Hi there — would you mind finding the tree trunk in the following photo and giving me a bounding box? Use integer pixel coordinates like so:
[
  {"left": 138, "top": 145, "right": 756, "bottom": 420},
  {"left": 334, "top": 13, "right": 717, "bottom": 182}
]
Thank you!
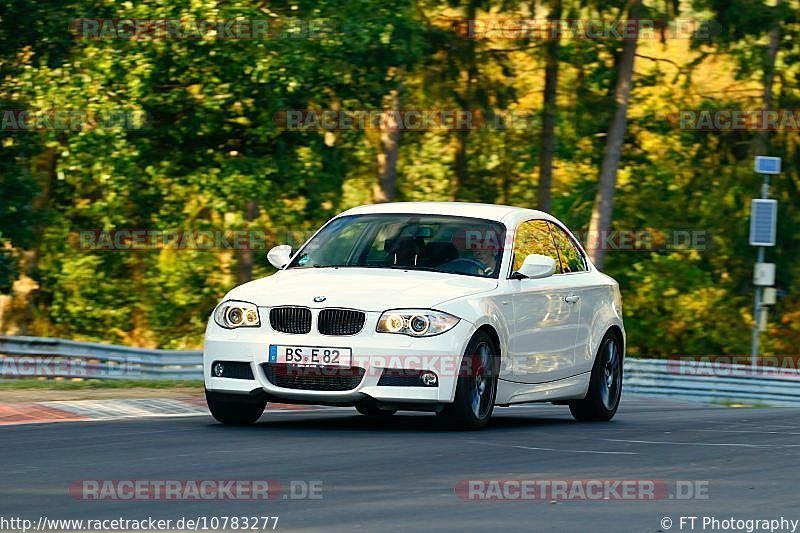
[
  {"left": 586, "top": 0, "right": 642, "bottom": 269},
  {"left": 751, "top": 0, "right": 782, "bottom": 156},
  {"left": 452, "top": 0, "right": 480, "bottom": 200},
  {"left": 537, "top": 0, "right": 563, "bottom": 213},
  {"left": 452, "top": 129, "right": 468, "bottom": 200},
  {"left": 374, "top": 86, "right": 403, "bottom": 203},
  {"left": 235, "top": 200, "right": 259, "bottom": 284},
  {"left": 10, "top": 145, "right": 59, "bottom": 335}
]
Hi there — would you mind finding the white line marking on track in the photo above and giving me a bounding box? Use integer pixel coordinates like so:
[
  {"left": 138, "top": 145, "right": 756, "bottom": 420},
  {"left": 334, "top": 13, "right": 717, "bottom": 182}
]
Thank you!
[
  {"left": 473, "top": 440, "right": 638, "bottom": 455},
  {"left": 510, "top": 444, "right": 638, "bottom": 455},
  {"left": 603, "top": 438, "right": 800, "bottom": 448},
  {"left": 692, "top": 428, "right": 800, "bottom": 436}
]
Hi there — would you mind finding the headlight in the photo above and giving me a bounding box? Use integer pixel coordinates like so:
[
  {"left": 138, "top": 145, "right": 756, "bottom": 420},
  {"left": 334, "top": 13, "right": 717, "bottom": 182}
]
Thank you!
[
  {"left": 376, "top": 309, "right": 460, "bottom": 337},
  {"left": 214, "top": 300, "right": 261, "bottom": 329}
]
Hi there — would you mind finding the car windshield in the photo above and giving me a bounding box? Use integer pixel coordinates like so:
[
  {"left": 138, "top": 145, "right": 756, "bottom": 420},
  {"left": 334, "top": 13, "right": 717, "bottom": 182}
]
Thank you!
[{"left": 287, "top": 214, "right": 506, "bottom": 278}]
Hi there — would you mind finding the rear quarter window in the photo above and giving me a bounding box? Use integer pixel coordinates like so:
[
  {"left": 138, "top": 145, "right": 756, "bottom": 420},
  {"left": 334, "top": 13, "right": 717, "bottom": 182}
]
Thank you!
[{"left": 548, "top": 223, "right": 587, "bottom": 273}]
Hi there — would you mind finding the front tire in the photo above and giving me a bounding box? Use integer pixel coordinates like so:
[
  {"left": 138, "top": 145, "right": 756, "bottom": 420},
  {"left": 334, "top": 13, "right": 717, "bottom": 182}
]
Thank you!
[
  {"left": 206, "top": 389, "right": 267, "bottom": 425},
  {"left": 569, "top": 332, "right": 623, "bottom": 422},
  {"left": 439, "top": 331, "right": 499, "bottom": 430}
]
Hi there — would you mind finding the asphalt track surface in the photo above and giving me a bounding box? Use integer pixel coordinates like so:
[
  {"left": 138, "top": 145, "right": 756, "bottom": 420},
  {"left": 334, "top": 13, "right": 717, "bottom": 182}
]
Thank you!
[{"left": 1, "top": 396, "right": 798, "bottom": 533}]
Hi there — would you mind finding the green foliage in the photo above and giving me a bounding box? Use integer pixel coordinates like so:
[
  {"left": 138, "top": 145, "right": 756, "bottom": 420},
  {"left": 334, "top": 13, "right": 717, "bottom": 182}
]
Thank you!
[
  {"left": 622, "top": 252, "right": 751, "bottom": 356},
  {"left": 1, "top": 0, "right": 799, "bottom": 357}
]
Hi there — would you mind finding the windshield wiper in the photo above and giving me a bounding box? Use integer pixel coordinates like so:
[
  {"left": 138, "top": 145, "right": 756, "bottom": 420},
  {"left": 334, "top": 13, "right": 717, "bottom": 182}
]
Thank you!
[
  {"left": 302, "top": 264, "right": 442, "bottom": 272},
  {"left": 385, "top": 265, "right": 441, "bottom": 272}
]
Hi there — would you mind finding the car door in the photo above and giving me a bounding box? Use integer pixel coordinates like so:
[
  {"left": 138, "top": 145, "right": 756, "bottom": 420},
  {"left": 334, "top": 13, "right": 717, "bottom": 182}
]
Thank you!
[
  {"left": 547, "top": 221, "right": 593, "bottom": 374},
  {"left": 507, "top": 220, "right": 581, "bottom": 384}
]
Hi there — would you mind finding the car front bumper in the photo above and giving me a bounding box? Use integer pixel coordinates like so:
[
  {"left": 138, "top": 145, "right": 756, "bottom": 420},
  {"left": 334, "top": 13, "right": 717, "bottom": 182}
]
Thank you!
[{"left": 203, "top": 310, "right": 475, "bottom": 405}]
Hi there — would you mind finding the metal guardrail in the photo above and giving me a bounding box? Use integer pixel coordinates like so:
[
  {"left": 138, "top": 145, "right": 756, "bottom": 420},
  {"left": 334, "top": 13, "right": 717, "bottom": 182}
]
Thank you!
[
  {"left": 0, "top": 336, "right": 203, "bottom": 380},
  {"left": 624, "top": 358, "right": 800, "bottom": 407},
  {"left": 2, "top": 336, "right": 800, "bottom": 406}
]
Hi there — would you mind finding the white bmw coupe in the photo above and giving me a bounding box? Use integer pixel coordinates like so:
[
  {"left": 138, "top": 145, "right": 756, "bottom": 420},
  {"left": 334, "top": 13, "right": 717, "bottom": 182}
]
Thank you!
[{"left": 204, "top": 202, "right": 624, "bottom": 429}]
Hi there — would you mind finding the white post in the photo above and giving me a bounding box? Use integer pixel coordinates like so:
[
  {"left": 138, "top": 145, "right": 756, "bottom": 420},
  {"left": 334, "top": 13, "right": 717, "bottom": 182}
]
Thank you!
[{"left": 751, "top": 168, "right": 773, "bottom": 371}]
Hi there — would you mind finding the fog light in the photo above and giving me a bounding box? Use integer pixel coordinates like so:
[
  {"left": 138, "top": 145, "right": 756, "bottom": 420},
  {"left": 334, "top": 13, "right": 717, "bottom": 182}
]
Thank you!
[
  {"left": 213, "top": 362, "right": 225, "bottom": 377},
  {"left": 420, "top": 371, "right": 438, "bottom": 386}
]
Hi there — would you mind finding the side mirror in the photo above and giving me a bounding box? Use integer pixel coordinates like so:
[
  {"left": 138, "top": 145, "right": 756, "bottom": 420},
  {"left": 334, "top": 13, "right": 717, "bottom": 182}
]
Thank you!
[
  {"left": 267, "top": 244, "right": 292, "bottom": 269},
  {"left": 512, "top": 254, "right": 557, "bottom": 280}
]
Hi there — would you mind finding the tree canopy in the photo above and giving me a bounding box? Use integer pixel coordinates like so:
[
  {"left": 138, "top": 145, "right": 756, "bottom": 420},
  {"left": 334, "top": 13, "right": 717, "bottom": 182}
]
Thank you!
[{"left": 1, "top": 0, "right": 798, "bottom": 357}]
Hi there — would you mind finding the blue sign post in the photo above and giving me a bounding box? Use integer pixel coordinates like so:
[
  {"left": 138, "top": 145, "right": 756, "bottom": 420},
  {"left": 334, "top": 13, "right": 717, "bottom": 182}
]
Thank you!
[
  {"left": 754, "top": 156, "right": 781, "bottom": 175},
  {"left": 750, "top": 157, "right": 780, "bottom": 370}
]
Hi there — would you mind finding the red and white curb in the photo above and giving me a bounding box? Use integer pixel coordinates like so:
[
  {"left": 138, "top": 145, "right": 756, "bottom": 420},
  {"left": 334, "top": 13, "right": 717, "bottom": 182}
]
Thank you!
[{"left": 0, "top": 397, "right": 314, "bottom": 426}]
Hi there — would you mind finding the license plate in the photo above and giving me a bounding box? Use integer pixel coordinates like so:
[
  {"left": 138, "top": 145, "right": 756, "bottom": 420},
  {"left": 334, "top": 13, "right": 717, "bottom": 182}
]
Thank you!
[{"left": 269, "top": 345, "right": 352, "bottom": 367}]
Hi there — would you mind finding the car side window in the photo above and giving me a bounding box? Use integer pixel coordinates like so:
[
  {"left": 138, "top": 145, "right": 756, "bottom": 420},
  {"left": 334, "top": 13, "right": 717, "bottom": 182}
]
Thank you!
[
  {"left": 548, "top": 223, "right": 587, "bottom": 273},
  {"left": 512, "top": 220, "right": 561, "bottom": 273}
]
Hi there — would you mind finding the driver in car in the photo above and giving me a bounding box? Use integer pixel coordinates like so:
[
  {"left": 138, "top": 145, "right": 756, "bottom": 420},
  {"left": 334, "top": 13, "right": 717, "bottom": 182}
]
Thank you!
[
  {"left": 454, "top": 228, "right": 501, "bottom": 276},
  {"left": 471, "top": 239, "right": 500, "bottom": 275}
]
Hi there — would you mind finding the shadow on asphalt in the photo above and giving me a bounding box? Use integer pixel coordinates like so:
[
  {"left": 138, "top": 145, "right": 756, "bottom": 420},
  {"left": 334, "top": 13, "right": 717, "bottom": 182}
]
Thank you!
[{"left": 203, "top": 410, "right": 580, "bottom": 433}]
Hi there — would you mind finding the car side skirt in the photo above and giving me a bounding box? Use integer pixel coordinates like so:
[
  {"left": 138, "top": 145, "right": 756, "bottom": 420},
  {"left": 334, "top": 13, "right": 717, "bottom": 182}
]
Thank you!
[{"left": 495, "top": 371, "right": 591, "bottom": 405}]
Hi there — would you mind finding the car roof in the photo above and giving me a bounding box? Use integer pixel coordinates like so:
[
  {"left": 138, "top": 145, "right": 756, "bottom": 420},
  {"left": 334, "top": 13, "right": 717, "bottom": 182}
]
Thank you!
[{"left": 339, "top": 202, "right": 552, "bottom": 224}]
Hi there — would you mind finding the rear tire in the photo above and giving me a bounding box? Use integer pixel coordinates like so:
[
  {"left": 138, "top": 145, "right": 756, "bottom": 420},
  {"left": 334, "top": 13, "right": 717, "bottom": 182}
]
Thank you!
[
  {"left": 569, "top": 332, "right": 623, "bottom": 422},
  {"left": 206, "top": 389, "right": 266, "bottom": 425},
  {"left": 439, "top": 330, "right": 499, "bottom": 430}
]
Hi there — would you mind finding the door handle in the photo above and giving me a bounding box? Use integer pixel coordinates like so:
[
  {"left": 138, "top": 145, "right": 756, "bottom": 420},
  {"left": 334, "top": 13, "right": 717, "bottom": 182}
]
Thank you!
[{"left": 565, "top": 294, "right": 581, "bottom": 304}]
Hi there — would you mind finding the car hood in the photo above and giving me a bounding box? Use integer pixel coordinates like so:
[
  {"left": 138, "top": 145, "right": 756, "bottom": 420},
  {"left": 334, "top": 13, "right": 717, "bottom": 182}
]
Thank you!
[{"left": 225, "top": 268, "right": 498, "bottom": 311}]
